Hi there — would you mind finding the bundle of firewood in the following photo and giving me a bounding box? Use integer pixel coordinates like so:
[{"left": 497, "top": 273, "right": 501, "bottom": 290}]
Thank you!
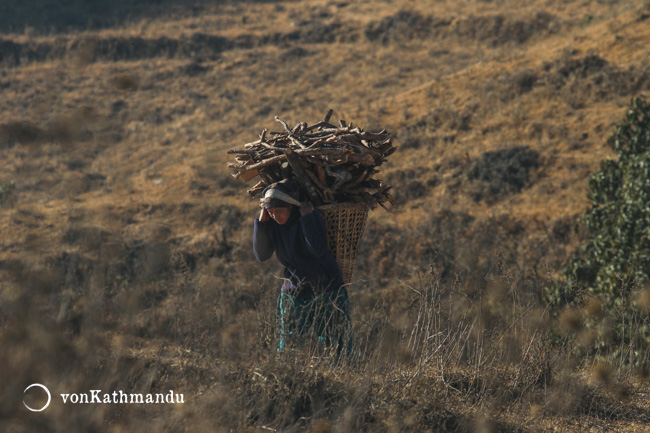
[{"left": 227, "top": 110, "right": 395, "bottom": 209}]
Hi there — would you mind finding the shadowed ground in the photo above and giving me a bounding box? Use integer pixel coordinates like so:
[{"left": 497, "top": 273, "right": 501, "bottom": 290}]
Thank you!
[{"left": 0, "top": 0, "right": 231, "bottom": 35}]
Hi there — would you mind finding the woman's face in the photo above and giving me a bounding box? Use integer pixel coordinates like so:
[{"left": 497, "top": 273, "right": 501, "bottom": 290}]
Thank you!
[{"left": 267, "top": 207, "right": 291, "bottom": 225}]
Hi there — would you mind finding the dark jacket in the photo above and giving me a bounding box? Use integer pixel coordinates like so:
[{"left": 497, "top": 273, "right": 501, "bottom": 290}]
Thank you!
[{"left": 253, "top": 209, "right": 344, "bottom": 298}]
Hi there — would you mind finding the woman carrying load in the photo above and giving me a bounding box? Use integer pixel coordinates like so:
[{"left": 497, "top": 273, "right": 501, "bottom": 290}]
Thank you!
[{"left": 252, "top": 179, "right": 352, "bottom": 361}]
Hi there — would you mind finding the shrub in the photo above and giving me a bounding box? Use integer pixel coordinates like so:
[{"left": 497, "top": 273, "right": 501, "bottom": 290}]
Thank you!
[
  {"left": 0, "top": 180, "right": 15, "bottom": 204},
  {"left": 466, "top": 146, "right": 540, "bottom": 203},
  {"left": 546, "top": 97, "right": 650, "bottom": 364}
]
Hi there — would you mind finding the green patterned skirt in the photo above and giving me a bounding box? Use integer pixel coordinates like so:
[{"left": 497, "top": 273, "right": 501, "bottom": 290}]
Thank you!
[{"left": 277, "top": 287, "right": 352, "bottom": 360}]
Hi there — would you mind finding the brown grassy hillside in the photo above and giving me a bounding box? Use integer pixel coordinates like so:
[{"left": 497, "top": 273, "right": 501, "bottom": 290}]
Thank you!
[{"left": 2, "top": 0, "right": 650, "bottom": 432}]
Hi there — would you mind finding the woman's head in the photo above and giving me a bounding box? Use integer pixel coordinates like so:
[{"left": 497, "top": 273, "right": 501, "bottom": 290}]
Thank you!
[{"left": 261, "top": 179, "right": 301, "bottom": 224}]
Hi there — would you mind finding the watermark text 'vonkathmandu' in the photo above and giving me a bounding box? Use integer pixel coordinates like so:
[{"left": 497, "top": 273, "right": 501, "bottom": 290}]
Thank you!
[
  {"left": 61, "top": 390, "right": 184, "bottom": 404},
  {"left": 24, "top": 384, "right": 184, "bottom": 412}
]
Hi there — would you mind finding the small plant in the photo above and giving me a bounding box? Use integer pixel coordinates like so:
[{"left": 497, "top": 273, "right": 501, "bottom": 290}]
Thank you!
[
  {"left": 0, "top": 180, "right": 15, "bottom": 204},
  {"left": 546, "top": 97, "right": 650, "bottom": 364}
]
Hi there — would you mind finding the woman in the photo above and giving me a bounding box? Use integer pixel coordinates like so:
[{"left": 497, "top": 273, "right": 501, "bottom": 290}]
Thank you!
[{"left": 253, "top": 179, "right": 352, "bottom": 361}]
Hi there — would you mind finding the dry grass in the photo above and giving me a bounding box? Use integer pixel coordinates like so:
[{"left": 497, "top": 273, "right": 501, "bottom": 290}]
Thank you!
[{"left": 2, "top": 0, "right": 650, "bottom": 431}]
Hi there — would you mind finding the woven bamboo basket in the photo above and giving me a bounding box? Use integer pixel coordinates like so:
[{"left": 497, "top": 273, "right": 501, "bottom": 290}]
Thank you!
[{"left": 317, "top": 202, "right": 369, "bottom": 285}]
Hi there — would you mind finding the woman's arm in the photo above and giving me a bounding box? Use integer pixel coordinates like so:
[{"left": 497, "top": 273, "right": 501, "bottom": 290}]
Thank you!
[{"left": 253, "top": 209, "right": 274, "bottom": 261}]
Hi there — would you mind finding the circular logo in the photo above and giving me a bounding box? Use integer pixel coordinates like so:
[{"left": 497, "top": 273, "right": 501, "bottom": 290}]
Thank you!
[{"left": 23, "top": 383, "right": 51, "bottom": 412}]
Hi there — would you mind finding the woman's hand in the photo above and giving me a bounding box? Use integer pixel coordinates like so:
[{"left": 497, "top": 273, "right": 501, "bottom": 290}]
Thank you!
[
  {"left": 259, "top": 207, "right": 270, "bottom": 222},
  {"left": 300, "top": 201, "right": 314, "bottom": 216}
]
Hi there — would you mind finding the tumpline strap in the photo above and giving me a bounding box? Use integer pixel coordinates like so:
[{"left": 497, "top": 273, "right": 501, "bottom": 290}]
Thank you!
[{"left": 263, "top": 188, "right": 302, "bottom": 207}]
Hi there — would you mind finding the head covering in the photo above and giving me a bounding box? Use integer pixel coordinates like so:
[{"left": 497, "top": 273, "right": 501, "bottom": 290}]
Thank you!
[{"left": 261, "top": 179, "right": 301, "bottom": 209}]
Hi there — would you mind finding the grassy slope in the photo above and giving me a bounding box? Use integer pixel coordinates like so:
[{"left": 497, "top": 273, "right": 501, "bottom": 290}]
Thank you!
[{"left": 2, "top": 0, "right": 650, "bottom": 432}]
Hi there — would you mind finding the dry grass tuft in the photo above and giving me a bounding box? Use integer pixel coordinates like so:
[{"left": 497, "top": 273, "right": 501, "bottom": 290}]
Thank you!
[
  {"left": 635, "top": 287, "right": 650, "bottom": 312},
  {"left": 0, "top": 121, "right": 44, "bottom": 146},
  {"left": 558, "top": 308, "right": 583, "bottom": 334},
  {"left": 110, "top": 73, "right": 140, "bottom": 91},
  {"left": 591, "top": 361, "right": 613, "bottom": 385}
]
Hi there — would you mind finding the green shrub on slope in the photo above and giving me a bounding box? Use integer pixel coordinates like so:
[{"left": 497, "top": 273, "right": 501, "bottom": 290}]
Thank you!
[{"left": 546, "top": 97, "right": 650, "bottom": 364}]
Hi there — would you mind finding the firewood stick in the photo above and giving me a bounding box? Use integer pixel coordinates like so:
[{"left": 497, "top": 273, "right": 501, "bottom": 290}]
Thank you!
[
  {"left": 238, "top": 154, "right": 287, "bottom": 174},
  {"left": 244, "top": 139, "right": 264, "bottom": 149},
  {"left": 304, "top": 120, "right": 337, "bottom": 133},
  {"left": 235, "top": 156, "right": 251, "bottom": 163},
  {"left": 247, "top": 179, "right": 267, "bottom": 196},
  {"left": 289, "top": 136, "right": 307, "bottom": 149},
  {"left": 260, "top": 141, "right": 287, "bottom": 151},
  {"left": 305, "top": 156, "right": 328, "bottom": 167},
  {"left": 324, "top": 109, "right": 334, "bottom": 124},
  {"left": 306, "top": 170, "right": 335, "bottom": 194},
  {"left": 239, "top": 169, "right": 260, "bottom": 182},
  {"left": 275, "top": 116, "right": 293, "bottom": 134},
  {"left": 347, "top": 154, "right": 375, "bottom": 165},
  {"left": 311, "top": 128, "right": 346, "bottom": 135},
  {"left": 291, "top": 122, "right": 307, "bottom": 134},
  {"left": 284, "top": 150, "right": 322, "bottom": 205},
  {"left": 228, "top": 148, "right": 258, "bottom": 155},
  {"left": 316, "top": 164, "right": 327, "bottom": 186},
  {"left": 320, "top": 155, "right": 349, "bottom": 166},
  {"left": 353, "top": 143, "right": 383, "bottom": 157},
  {"left": 305, "top": 138, "right": 327, "bottom": 149},
  {"left": 258, "top": 169, "right": 275, "bottom": 185},
  {"left": 314, "top": 187, "right": 327, "bottom": 202},
  {"left": 344, "top": 170, "right": 368, "bottom": 188},
  {"left": 294, "top": 148, "right": 348, "bottom": 157}
]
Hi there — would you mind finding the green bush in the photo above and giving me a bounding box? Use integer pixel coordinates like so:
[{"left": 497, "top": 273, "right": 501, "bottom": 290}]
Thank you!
[
  {"left": 0, "top": 181, "right": 15, "bottom": 204},
  {"left": 545, "top": 97, "right": 650, "bottom": 364}
]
